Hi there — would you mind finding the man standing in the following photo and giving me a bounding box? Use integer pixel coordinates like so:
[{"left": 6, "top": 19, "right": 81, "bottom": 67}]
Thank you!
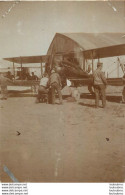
[
  {"left": 117, "top": 58, "right": 125, "bottom": 103},
  {"left": 0, "top": 73, "right": 13, "bottom": 100},
  {"left": 49, "top": 69, "right": 63, "bottom": 104},
  {"left": 122, "top": 72, "right": 125, "bottom": 103},
  {"left": 93, "top": 62, "right": 107, "bottom": 108},
  {"left": 36, "top": 73, "right": 49, "bottom": 103}
]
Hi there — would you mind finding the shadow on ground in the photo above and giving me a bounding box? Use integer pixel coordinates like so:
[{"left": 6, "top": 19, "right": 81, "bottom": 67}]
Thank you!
[
  {"left": 80, "top": 93, "right": 122, "bottom": 103},
  {"left": 8, "top": 91, "right": 122, "bottom": 103},
  {"left": 79, "top": 102, "right": 96, "bottom": 108}
]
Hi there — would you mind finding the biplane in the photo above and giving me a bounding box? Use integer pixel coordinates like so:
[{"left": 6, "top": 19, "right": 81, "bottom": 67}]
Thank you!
[{"left": 3, "top": 32, "right": 125, "bottom": 93}]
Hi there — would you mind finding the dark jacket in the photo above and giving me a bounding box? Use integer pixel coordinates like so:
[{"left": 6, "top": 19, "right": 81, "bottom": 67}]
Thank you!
[{"left": 49, "top": 72, "right": 62, "bottom": 86}]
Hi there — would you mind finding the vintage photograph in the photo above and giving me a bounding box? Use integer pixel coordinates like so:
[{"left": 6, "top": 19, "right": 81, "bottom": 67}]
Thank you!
[{"left": 0, "top": 1, "right": 125, "bottom": 182}]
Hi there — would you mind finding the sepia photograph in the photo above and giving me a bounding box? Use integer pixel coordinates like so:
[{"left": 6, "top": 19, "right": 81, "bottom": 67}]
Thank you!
[{"left": 0, "top": 1, "right": 125, "bottom": 183}]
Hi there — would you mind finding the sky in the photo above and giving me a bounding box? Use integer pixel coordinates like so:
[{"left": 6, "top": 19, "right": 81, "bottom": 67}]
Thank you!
[{"left": 0, "top": 1, "right": 125, "bottom": 76}]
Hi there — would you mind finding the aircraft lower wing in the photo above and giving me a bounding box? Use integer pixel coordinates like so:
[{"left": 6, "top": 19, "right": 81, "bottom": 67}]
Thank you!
[{"left": 6, "top": 77, "right": 123, "bottom": 87}]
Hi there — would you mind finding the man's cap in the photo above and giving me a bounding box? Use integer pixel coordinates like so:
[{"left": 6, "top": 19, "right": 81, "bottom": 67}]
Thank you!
[
  {"left": 97, "top": 62, "right": 103, "bottom": 67},
  {"left": 51, "top": 69, "right": 55, "bottom": 73}
]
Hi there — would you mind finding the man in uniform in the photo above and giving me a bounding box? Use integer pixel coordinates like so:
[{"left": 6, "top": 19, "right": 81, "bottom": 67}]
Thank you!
[
  {"left": 49, "top": 69, "right": 63, "bottom": 105},
  {"left": 122, "top": 71, "right": 125, "bottom": 103},
  {"left": 0, "top": 73, "right": 13, "bottom": 100},
  {"left": 118, "top": 59, "right": 125, "bottom": 103},
  {"left": 93, "top": 62, "right": 107, "bottom": 108}
]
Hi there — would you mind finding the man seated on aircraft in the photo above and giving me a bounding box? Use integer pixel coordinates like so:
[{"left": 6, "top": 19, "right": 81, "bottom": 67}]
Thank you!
[
  {"left": 31, "top": 72, "right": 38, "bottom": 81},
  {"left": 36, "top": 73, "right": 49, "bottom": 103},
  {"left": 25, "top": 72, "right": 32, "bottom": 80},
  {"left": 6, "top": 71, "right": 14, "bottom": 80}
]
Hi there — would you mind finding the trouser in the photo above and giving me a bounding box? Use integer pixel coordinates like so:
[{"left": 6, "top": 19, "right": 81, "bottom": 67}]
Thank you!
[
  {"left": 122, "top": 86, "right": 125, "bottom": 102},
  {"left": 88, "top": 85, "right": 94, "bottom": 94},
  {"left": 37, "top": 86, "right": 48, "bottom": 100},
  {"left": 1, "top": 85, "right": 8, "bottom": 99},
  {"left": 51, "top": 82, "right": 62, "bottom": 104},
  {"left": 94, "top": 84, "right": 106, "bottom": 107}
]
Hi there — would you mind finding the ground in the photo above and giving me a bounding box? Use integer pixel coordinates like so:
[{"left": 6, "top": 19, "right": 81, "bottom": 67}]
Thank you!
[{"left": 0, "top": 86, "right": 125, "bottom": 182}]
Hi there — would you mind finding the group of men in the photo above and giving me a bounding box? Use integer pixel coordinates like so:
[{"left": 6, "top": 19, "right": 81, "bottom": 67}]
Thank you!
[
  {"left": 1, "top": 62, "right": 125, "bottom": 107},
  {"left": 36, "top": 69, "right": 63, "bottom": 105},
  {"left": 36, "top": 62, "right": 107, "bottom": 107},
  {"left": 18, "top": 71, "right": 38, "bottom": 81}
]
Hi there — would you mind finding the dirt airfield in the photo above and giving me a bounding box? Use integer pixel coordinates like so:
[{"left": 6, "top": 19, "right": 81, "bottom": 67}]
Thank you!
[{"left": 0, "top": 86, "right": 125, "bottom": 182}]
